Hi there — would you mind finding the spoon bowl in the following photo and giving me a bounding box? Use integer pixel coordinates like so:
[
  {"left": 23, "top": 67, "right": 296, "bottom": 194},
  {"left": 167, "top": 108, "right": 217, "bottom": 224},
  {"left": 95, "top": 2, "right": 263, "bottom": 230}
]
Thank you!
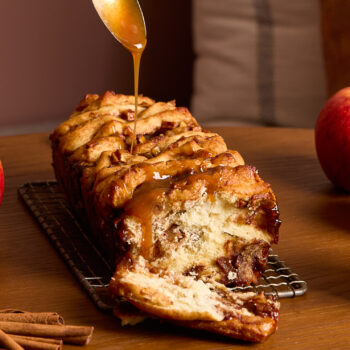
[{"left": 92, "top": 0, "right": 147, "bottom": 53}]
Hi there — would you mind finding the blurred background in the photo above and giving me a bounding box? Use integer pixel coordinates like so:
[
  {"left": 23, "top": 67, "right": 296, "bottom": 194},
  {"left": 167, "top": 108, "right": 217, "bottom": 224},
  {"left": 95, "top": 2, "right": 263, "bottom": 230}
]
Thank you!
[{"left": 0, "top": 0, "right": 349, "bottom": 135}]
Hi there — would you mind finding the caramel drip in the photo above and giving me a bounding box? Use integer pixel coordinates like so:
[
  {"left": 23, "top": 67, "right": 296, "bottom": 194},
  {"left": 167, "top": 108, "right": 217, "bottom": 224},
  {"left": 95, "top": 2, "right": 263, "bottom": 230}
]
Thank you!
[
  {"left": 124, "top": 176, "right": 171, "bottom": 260},
  {"left": 92, "top": 0, "right": 147, "bottom": 152},
  {"left": 131, "top": 50, "right": 142, "bottom": 153}
]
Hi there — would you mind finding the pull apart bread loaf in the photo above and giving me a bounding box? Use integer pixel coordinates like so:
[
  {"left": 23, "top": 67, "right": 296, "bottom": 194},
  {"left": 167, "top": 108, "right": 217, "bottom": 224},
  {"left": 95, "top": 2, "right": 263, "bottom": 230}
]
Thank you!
[{"left": 51, "top": 91, "right": 281, "bottom": 342}]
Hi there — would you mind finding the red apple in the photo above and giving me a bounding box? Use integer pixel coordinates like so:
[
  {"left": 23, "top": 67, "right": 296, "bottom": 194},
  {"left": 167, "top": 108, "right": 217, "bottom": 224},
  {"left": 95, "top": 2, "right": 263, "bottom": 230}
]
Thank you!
[
  {"left": 315, "top": 87, "right": 350, "bottom": 192},
  {"left": 0, "top": 160, "right": 3, "bottom": 205}
]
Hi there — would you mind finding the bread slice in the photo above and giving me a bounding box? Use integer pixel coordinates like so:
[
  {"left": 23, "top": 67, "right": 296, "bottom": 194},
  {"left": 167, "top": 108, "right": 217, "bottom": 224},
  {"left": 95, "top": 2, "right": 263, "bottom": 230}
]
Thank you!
[
  {"left": 51, "top": 91, "right": 281, "bottom": 342},
  {"left": 110, "top": 258, "right": 279, "bottom": 342}
]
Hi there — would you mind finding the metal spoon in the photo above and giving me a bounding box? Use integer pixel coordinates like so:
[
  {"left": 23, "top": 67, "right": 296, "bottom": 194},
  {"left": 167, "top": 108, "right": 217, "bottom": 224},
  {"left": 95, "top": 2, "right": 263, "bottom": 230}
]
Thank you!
[{"left": 92, "top": 0, "right": 147, "bottom": 54}]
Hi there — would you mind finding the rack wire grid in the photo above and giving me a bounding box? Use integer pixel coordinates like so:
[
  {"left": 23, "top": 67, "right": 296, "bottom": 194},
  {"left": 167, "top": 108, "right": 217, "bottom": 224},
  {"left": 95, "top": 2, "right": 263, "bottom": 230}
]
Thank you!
[{"left": 18, "top": 181, "right": 307, "bottom": 312}]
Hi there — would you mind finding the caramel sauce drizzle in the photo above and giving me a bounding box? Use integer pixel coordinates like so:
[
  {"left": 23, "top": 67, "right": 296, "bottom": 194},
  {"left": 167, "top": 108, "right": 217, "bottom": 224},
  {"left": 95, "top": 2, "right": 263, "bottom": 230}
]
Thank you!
[
  {"left": 124, "top": 175, "right": 171, "bottom": 260},
  {"left": 92, "top": 0, "right": 147, "bottom": 153},
  {"left": 92, "top": 2, "right": 237, "bottom": 261}
]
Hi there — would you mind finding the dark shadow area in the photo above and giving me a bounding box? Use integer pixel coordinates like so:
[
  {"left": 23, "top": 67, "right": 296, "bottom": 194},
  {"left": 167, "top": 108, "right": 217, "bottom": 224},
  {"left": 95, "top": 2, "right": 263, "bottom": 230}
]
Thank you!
[
  {"left": 313, "top": 188, "right": 350, "bottom": 232},
  {"left": 103, "top": 317, "right": 252, "bottom": 347},
  {"left": 141, "top": 0, "right": 194, "bottom": 107}
]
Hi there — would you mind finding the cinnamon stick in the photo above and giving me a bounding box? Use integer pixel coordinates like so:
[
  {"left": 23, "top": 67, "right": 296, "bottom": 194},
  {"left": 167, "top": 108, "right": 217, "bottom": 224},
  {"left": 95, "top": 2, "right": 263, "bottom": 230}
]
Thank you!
[
  {"left": 9, "top": 336, "right": 61, "bottom": 345},
  {"left": 9, "top": 335, "right": 62, "bottom": 350},
  {"left": 0, "top": 322, "right": 93, "bottom": 345},
  {"left": 0, "top": 329, "right": 23, "bottom": 350},
  {"left": 0, "top": 311, "right": 63, "bottom": 325},
  {"left": 60, "top": 335, "right": 92, "bottom": 346}
]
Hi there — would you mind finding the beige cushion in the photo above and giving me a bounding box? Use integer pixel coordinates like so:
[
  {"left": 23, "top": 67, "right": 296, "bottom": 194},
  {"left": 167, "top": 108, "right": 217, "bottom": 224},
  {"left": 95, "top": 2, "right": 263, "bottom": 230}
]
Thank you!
[{"left": 192, "top": 0, "right": 327, "bottom": 128}]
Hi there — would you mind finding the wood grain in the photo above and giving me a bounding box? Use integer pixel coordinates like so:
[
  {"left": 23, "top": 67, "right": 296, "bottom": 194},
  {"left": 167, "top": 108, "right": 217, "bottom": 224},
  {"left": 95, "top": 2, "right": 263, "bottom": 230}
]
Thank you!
[{"left": 0, "top": 128, "right": 349, "bottom": 349}]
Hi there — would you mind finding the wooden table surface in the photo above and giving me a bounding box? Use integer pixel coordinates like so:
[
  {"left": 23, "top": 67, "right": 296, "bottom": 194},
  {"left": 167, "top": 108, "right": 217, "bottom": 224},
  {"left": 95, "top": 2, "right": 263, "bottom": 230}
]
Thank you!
[{"left": 0, "top": 127, "right": 349, "bottom": 350}]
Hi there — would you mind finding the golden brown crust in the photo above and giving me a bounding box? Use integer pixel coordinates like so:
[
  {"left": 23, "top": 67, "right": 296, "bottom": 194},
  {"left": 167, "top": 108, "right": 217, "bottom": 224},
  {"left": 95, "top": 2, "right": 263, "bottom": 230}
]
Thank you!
[{"left": 51, "top": 92, "right": 281, "bottom": 343}]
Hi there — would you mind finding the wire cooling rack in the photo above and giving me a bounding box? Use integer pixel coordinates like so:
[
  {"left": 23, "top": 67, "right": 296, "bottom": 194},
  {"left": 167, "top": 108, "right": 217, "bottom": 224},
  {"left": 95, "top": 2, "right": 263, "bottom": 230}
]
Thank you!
[{"left": 18, "top": 181, "right": 307, "bottom": 311}]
